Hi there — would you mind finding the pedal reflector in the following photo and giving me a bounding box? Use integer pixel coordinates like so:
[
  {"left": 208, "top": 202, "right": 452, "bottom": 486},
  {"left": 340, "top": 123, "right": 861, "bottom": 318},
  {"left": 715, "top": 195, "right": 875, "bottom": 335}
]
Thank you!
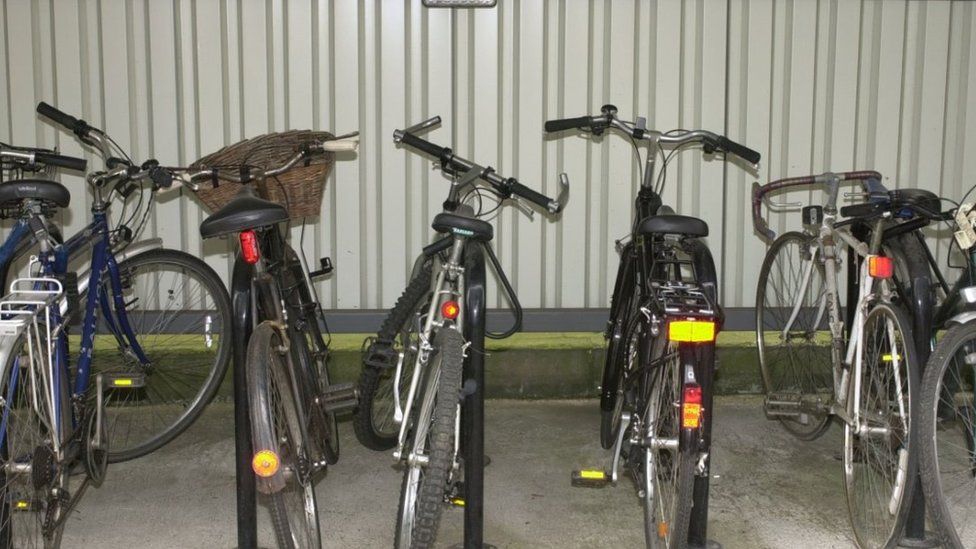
[
  {"left": 103, "top": 373, "right": 147, "bottom": 389},
  {"left": 450, "top": 498, "right": 465, "bottom": 507},
  {"left": 13, "top": 500, "right": 29, "bottom": 511},
  {"left": 572, "top": 469, "right": 610, "bottom": 488}
]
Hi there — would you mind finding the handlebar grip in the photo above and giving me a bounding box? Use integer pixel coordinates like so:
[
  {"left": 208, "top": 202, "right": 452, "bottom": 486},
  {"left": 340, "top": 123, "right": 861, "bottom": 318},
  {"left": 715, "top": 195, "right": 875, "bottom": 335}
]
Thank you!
[
  {"left": 36, "top": 102, "right": 81, "bottom": 132},
  {"left": 507, "top": 179, "right": 554, "bottom": 212},
  {"left": 544, "top": 116, "right": 593, "bottom": 133},
  {"left": 398, "top": 132, "right": 450, "bottom": 161},
  {"left": 719, "top": 137, "right": 761, "bottom": 165},
  {"left": 33, "top": 151, "right": 87, "bottom": 172}
]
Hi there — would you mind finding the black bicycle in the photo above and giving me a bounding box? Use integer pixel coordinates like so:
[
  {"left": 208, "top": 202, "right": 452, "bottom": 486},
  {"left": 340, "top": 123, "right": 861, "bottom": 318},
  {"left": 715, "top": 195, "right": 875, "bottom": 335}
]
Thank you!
[
  {"left": 170, "top": 133, "right": 359, "bottom": 549},
  {"left": 546, "top": 105, "right": 760, "bottom": 548},
  {"left": 354, "top": 116, "right": 567, "bottom": 548}
]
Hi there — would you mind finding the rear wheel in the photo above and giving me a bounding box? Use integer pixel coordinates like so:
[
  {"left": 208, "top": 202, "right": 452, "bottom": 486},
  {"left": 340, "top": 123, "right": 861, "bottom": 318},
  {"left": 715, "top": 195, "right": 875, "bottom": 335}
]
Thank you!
[
  {"left": 641, "top": 340, "right": 695, "bottom": 548},
  {"left": 844, "top": 302, "right": 917, "bottom": 549},
  {"left": 94, "top": 248, "right": 232, "bottom": 462},
  {"left": 756, "top": 231, "right": 834, "bottom": 440},
  {"left": 248, "top": 323, "right": 321, "bottom": 549},
  {"left": 395, "top": 328, "right": 464, "bottom": 549},
  {"left": 918, "top": 320, "right": 976, "bottom": 549},
  {"left": 355, "top": 260, "right": 432, "bottom": 451}
]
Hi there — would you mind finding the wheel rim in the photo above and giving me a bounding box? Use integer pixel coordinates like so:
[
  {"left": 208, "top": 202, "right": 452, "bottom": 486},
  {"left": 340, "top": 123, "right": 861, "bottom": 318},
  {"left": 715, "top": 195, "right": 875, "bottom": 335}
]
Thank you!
[
  {"left": 845, "top": 306, "right": 912, "bottom": 548},
  {"left": 643, "top": 342, "right": 683, "bottom": 548},
  {"left": 97, "top": 258, "right": 227, "bottom": 458},
  {"left": 267, "top": 348, "right": 318, "bottom": 548},
  {"left": 758, "top": 235, "right": 833, "bottom": 436},
  {"left": 929, "top": 336, "right": 976, "bottom": 546}
]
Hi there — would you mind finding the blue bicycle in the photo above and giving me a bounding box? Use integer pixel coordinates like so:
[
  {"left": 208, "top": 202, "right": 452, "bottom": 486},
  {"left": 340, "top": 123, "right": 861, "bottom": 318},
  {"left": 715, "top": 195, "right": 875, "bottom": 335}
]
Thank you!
[{"left": 0, "top": 104, "right": 232, "bottom": 547}]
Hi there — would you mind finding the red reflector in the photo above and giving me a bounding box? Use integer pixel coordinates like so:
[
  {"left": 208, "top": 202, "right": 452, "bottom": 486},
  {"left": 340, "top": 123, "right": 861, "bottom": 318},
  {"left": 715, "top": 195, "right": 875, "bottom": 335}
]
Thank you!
[
  {"left": 682, "top": 385, "right": 702, "bottom": 429},
  {"left": 868, "top": 255, "right": 893, "bottom": 279},
  {"left": 239, "top": 230, "right": 260, "bottom": 265},
  {"left": 441, "top": 300, "right": 460, "bottom": 320}
]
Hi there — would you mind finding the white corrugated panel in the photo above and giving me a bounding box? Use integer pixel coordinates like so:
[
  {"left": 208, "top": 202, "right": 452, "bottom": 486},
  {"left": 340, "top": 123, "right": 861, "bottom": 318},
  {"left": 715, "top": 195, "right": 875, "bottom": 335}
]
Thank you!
[{"left": 1, "top": 0, "right": 974, "bottom": 312}]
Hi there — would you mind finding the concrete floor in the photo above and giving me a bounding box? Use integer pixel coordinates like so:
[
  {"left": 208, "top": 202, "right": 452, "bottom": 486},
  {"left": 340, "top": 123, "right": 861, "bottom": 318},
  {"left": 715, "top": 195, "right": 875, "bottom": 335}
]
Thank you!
[{"left": 61, "top": 397, "right": 862, "bottom": 548}]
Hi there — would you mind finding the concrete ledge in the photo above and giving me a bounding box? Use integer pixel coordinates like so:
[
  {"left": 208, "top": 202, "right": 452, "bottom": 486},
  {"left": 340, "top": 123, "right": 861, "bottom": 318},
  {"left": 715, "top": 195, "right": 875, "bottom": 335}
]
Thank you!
[{"left": 319, "top": 332, "right": 762, "bottom": 399}]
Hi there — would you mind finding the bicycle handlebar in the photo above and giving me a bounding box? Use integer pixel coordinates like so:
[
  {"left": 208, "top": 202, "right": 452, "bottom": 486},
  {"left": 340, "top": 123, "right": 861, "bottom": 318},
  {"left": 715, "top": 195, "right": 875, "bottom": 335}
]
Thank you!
[
  {"left": 394, "top": 123, "right": 569, "bottom": 214},
  {"left": 544, "top": 105, "right": 762, "bottom": 165},
  {"left": 752, "top": 170, "right": 883, "bottom": 242},
  {"left": 0, "top": 147, "right": 87, "bottom": 172}
]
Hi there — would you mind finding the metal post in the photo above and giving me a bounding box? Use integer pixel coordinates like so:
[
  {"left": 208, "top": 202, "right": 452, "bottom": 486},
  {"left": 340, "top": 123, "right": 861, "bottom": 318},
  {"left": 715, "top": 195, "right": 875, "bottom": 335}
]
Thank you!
[
  {"left": 462, "top": 243, "right": 487, "bottom": 549},
  {"left": 231, "top": 256, "right": 257, "bottom": 549}
]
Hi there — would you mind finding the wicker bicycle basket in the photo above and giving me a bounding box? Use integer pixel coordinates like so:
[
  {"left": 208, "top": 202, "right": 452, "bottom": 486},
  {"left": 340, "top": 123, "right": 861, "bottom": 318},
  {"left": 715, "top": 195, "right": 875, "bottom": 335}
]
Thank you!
[{"left": 189, "top": 130, "right": 335, "bottom": 219}]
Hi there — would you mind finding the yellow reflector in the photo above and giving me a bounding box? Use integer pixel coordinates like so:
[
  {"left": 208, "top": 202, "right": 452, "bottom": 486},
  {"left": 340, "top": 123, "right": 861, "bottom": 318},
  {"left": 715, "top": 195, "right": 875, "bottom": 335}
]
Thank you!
[
  {"left": 882, "top": 354, "right": 902, "bottom": 362},
  {"left": 112, "top": 378, "right": 134, "bottom": 387},
  {"left": 682, "top": 403, "right": 702, "bottom": 429},
  {"left": 14, "top": 501, "right": 28, "bottom": 510},
  {"left": 668, "top": 320, "right": 716, "bottom": 343},
  {"left": 450, "top": 498, "right": 465, "bottom": 507},
  {"left": 252, "top": 450, "right": 280, "bottom": 478},
  {"left": 658, "top": 521, "right": 669, "bottom": 539},
  {"left": 578, "top": 470, "right": 606, "bottom": 480}
]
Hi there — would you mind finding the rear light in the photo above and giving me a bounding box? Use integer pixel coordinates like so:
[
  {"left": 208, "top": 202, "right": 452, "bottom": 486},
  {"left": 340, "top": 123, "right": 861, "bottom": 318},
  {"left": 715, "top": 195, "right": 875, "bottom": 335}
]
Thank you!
[
  {"left": 668, "top": 320, "right": 716, "bottom": 343},
  {"left": 868, "top": 255, "right": 893, "bottom": 279},
  {"left": 252, "top": 449, "right": 280, "bottom": 477},
  {"left": 240, "top": 230, "right": 260, "bottom": 264},
  {"left": 682, "top": 384, "right": 703, "bottom": 429},
  {"left": 441, "top": 300, "right": 460, "bottom": 320}
]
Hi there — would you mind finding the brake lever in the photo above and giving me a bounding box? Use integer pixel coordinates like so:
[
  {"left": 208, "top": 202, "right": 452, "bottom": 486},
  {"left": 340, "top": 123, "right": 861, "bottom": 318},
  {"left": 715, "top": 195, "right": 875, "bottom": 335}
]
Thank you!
[
  {"left": 511, "top": 196, "right": 535, "bottom": 221},
  {"left": 549, "top": 173, "right": 570, "bottom": 214}
]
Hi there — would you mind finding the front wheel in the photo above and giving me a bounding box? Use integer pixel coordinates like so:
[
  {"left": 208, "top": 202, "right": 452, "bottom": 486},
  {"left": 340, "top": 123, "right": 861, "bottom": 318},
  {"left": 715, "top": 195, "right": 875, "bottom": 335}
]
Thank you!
[
  {"left": 844, "top": 302, "right": 918, "bottom": 549},
  {"left": 247, "top": 322, "right": 321, "bottom": 549},
  {"left": 395, "top": 328, "right": 464, "bottom": 549},
  {"left": 918, "top": 320, "right": 976, "bottom": 549},
  {"left": 642, "top": 340, "right": 696, "bottom": 548},
  {"left": 94, "top": 248, "right": 233, "bottom": 462}
]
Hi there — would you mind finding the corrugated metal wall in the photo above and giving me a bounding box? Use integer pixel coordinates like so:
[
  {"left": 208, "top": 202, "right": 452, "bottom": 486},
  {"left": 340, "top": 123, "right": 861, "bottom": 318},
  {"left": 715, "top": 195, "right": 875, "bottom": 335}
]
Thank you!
[{"left": 1, "top": 0, "right": 974, "bottom": 312}]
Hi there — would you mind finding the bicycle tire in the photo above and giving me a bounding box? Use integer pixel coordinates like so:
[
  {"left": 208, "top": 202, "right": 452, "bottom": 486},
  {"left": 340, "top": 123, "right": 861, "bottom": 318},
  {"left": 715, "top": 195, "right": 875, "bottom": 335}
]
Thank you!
[
  {"left": 641, "top": 339, "right": 695, "bottom": 548},
  {"left": 844, "top": 302, "right": 918, "bottom": 549},
  {"left": 355, "top": 260, "right": 432, "bottom": 451},
  {"left": 601, "top": 243, "right": 638, "bottom": 449},
  {"left": 92, "top": 248, "right": 232, "bottom": 462},
  {"left": 0, "top": 332, "right": 69, "bottom": 548},
  {"left": 394, "top": 328, "right": 464, "bottom": 549},
  {"left": 918, "top": 319, "right": 976, "bottom": 549},
  {"left": 248, "top": 322, "right": 321, "bottom": 549},
  {"left": 756, "top": 231, "right": 834, "bottom": 440}
]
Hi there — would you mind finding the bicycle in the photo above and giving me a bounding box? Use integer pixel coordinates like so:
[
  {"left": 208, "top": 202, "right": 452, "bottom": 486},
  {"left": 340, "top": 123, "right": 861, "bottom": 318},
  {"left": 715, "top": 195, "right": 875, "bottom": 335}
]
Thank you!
[
  {"left": 365, "top": 116, "right": 567, "bottom": 549},
  {"left": 170, "top": 131, "right": 359, "bottom": 549},
  {"left": 545, "top": 104, "right": 760, "bottom": 548},
  {"left": 917, "top": 201, "right": 976, "bottom": 549},
  {"left": 752, "top": 171, "right": 943, "bottom": 548}
]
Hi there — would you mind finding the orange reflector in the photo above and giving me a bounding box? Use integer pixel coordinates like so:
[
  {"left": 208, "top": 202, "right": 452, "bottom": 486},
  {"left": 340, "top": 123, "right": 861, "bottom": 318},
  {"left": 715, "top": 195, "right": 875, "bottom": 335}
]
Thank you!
[
  {"left": 658, "top": 521, "right": 669, "bottom": 539},
  {"left": 868, "top": 255, "right": 893, "bottom": 279},
  {"left": 668, "top": 320, "right": 716, "bottom": 343},
  {"left": 252, "top": 449, "right": 280, "bottom": 478},
  {"left": 441, "top": 300, "right": 460, "bottom": 320},
  {"left": 682, "top": 385, "right": 703, "bottom": 429},
  {"left": 239, "top": 230, "right": 260, "bottom": 265}
]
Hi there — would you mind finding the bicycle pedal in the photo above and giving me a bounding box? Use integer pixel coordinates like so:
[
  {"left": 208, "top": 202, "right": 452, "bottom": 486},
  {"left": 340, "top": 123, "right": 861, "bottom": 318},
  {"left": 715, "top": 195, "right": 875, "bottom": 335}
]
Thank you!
[
  {"left": 10, "top": 498, "right": 38, "bottom": 512},
  {"left": 571, "top": 469, "right": 611, "bottom": 488},
  {"left": 319, "top": 382, "right": 358, "bottom": 414},
  {"left": 448, "top": 497, "right": 465, "bottom": 507},
  {"left": 102, "top": 372, "right": 147, "bottom": 389}
]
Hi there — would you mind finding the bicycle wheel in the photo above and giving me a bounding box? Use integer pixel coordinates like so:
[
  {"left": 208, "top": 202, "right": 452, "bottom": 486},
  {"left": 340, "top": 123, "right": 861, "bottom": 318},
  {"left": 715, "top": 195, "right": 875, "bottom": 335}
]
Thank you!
[
  {"left": 248, "top": 322, "right": 321, "bottom": 549},
  {"left": 919, "top": 319, "right": 976, "bottom": 549},
  {"left": 844, "top": 302, "right": 918, "bottom": 549},
  {"left": 756, "top": 231, "right": 834, "bottom": 440},
  {"left": 355, "top": 260, "right": 432, "bottom": 451},
  {"left": 92, "top": 248, "right": 232, "bottom": 462},
  {"left": 601, "top": 244, "right": 638, "bottom": 449},
  {"left": 642, "top": 340, "right": 695, "bottom": 548},
  {"left": 0, "top": 333, "right": 69, "bottom": 548},
  {"left": 395, "top": 328, "right": 464, "bottom": 549}
]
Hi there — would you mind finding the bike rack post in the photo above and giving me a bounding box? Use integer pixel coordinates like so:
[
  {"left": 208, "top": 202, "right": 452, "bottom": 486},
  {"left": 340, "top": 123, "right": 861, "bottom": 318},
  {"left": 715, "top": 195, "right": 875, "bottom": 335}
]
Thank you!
[
  {"left": 460, "top": 243, "right": 489, "bottom": 549},
  {"left": 230, "top": 256, "right": 257, "bottom": 549}
]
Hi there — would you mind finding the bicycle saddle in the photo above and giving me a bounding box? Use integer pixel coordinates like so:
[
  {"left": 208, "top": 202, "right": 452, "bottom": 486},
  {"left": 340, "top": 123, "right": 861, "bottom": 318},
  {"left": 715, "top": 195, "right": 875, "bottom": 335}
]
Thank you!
[
  {"left": 887, "top": 188, "right": 940, "bottom": 215},
  {"left": 637, "top": 214, "right": 709, "bottom": 237},
  {"left": 199, "top": 186, "right": 289, "bottom": 239},
  {"left": 431, "top": 212, "right": 493, "bottom": 241},
  {"left": 0, "top": 179, "right": 70, "bottom": 209}
]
